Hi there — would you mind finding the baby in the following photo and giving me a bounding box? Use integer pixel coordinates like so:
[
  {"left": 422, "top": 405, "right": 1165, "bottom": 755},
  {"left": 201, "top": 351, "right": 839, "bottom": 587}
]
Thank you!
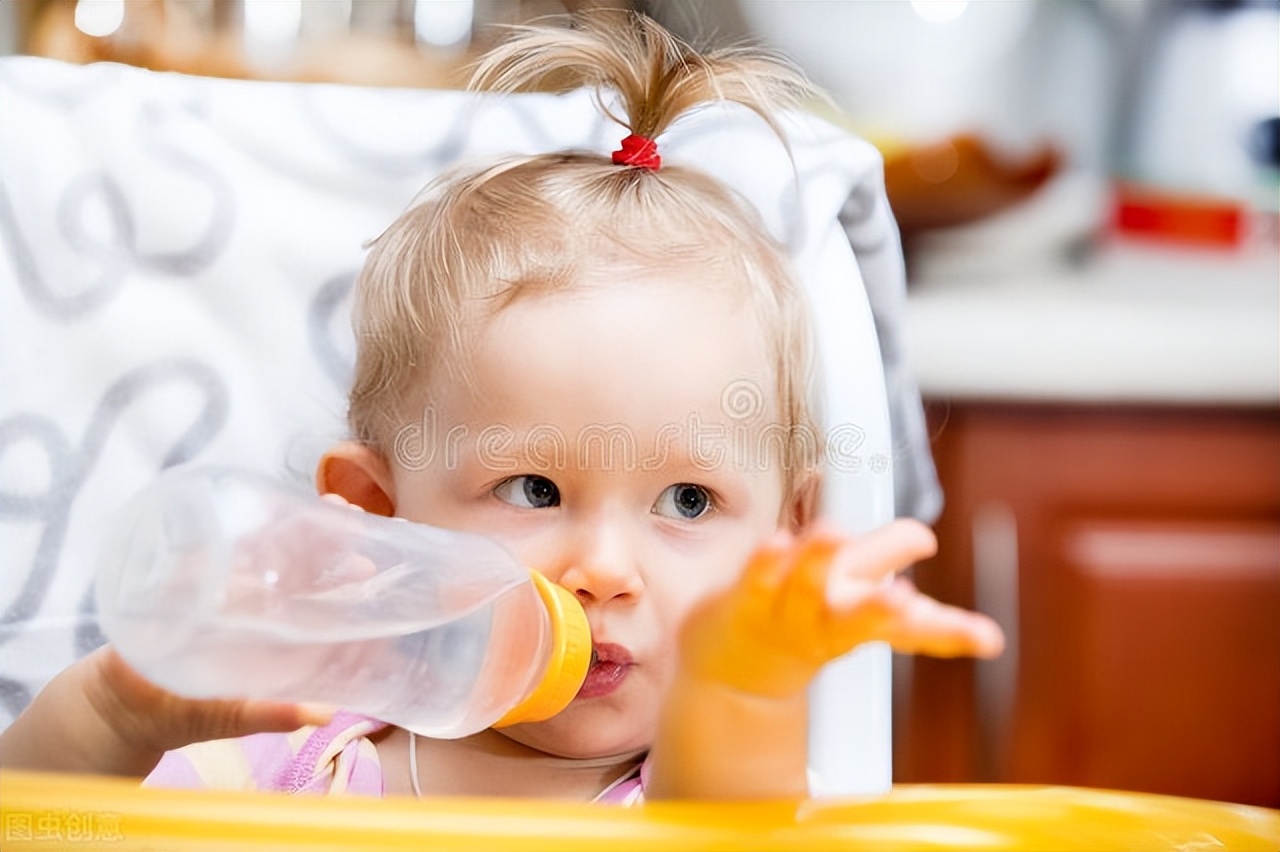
[{"left": 0, "top": 15, "right": 1002, "bottom": 802}]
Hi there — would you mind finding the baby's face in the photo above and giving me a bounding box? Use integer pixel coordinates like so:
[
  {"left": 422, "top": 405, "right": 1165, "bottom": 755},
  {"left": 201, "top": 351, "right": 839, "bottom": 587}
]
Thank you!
[{"left": 386, "top": 267, "right": 794, "bottom": 760}]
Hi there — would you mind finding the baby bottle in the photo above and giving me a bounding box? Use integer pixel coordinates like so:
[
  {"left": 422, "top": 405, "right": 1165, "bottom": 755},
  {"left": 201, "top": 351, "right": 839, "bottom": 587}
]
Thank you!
[{"left": 94, "top": 465, "right": 591, "bottom": 737}]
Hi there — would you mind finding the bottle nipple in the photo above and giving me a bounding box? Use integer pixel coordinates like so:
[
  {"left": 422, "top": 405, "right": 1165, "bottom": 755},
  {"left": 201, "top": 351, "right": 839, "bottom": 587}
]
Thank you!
[{"left": 493, "top": 572, "right": 591, "bottom": 727}]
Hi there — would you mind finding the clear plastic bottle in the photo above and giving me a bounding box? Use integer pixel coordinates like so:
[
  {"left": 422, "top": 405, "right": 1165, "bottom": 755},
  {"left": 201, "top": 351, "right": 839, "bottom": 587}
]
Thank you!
[{"left": 94, "top": 465, "right": 591, "bottom": 737}]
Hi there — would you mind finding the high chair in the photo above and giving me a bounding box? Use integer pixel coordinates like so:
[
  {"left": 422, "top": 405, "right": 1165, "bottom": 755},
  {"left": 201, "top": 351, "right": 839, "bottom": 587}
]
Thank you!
[
  {"left": 1, "top": 56, "right": 1275, "bottom": 851},
  {"left": 0, "top": 52, "right": 912, "bottom": 795}
]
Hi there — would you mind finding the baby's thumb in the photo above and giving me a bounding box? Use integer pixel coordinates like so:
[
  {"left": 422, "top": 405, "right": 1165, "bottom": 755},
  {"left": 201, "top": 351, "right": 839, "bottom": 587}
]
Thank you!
[
  {"left": 227, "top": 699, "right": 336, "bottom": 736},
  {"left": 177, "top": 697, "right": 336, "bottom": 748}
]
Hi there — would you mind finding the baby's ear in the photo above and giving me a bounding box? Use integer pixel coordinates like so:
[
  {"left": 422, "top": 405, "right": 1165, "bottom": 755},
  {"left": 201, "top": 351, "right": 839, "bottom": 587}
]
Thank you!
[
  {"left": 784, "top": 471, "right": 823, "bottom": 533},
  {"left": 316, "top": 442, "right": 396, "bottom": 517}
]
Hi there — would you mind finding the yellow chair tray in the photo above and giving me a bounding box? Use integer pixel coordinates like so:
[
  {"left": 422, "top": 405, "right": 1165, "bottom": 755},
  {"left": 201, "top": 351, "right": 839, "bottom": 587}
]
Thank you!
[{"left": 2, "top": 769, "right": 1276, "bottom": 851}]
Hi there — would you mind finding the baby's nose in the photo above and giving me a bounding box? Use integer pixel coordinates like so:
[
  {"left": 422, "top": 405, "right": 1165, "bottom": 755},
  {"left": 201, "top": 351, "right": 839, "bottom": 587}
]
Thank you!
[{"left": 554, "top": 517, "right": 644, "bottom": 604}]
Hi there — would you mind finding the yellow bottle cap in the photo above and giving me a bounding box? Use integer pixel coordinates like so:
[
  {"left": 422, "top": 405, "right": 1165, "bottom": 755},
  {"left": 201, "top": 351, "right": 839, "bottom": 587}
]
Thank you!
[{"left": 493, "top": 571, "right": 591, "bottom": 728}]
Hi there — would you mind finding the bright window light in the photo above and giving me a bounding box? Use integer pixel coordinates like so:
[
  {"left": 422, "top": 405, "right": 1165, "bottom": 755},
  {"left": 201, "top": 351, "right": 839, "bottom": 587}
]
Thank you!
[
  {"left": 910, "top": 0, "right": 969, "bottom": 25},
  {"left": 244, "top": 0, "right": 302, "bottom": 46},
  {"left": 74, "top": 0, "right": 124, "bottom": 38},
  {"left": 415, "top": 0, "right": 474, "bottom": 48}
]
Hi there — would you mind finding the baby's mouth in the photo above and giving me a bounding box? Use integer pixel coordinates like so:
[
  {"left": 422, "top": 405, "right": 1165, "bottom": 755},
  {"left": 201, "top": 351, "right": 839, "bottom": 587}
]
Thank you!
[{"left": 577, "top": 643, "right": 633, "bottom": 700}]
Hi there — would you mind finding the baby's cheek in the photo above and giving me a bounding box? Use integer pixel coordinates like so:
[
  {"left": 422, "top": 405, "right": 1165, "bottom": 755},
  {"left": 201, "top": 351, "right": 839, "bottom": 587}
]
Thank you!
[{"left": 660, "top": 552, "right": 746, "bottom": 626}]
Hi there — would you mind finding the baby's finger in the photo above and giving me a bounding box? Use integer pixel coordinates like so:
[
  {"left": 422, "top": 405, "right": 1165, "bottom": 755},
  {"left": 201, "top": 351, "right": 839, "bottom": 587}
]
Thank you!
[
  {"left": 776, "top": 532, "right": 844, "bottom": 628},
  {"left": 825, "top": 520, "right": 937, "bottom": 607},
  {"left": 240, "top": 700, "right": 336, "bottom": 732},
  {"left": 875, "top": 582, "right": 1005, "bottom": 659},
  {"left": 737, "top": 529, "right": 796, "bottom": 595},
  {"left": 177, "top": 698, "right": 334, "bottom": 748}
]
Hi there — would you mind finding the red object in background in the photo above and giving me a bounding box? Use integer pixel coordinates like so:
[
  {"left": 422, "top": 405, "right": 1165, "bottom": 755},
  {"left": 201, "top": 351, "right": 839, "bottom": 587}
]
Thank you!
[{"left": 1112, "top": 183, "right": 1246, "bottom": 249}]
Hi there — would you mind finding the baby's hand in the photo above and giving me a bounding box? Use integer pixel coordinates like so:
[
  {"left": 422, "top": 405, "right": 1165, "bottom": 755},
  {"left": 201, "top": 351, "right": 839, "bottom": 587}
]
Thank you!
[
  {"left": 681, "top": 520, "right": 1004, "bottom": 699},
  {"left": 0, "top": 645, "right": 332, "bottom": 777},
  {"left": 86, "top": 645, "right": 334, "bottom": 756}
]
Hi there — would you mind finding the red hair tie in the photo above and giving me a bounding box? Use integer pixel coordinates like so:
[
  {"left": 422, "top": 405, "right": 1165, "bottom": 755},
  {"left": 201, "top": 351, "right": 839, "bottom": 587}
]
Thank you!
[{"left": 612, "top": 133, "right": 661, "bottom": 171}]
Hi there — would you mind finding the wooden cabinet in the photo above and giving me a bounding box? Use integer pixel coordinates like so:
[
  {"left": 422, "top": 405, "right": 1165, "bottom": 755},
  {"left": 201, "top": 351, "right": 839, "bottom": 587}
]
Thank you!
[{"left": 894, "top": 402, "right": 1280, "bottom": 807}]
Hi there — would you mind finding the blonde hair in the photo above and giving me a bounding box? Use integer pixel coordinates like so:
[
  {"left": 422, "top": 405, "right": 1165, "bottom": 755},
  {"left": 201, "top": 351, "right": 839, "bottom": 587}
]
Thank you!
[{"left": 349, "top": 13, "right": 822, "bottom": 492}]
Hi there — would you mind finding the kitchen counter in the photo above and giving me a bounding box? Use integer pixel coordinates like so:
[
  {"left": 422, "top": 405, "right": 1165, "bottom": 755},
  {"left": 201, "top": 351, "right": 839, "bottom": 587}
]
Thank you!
[{"left": 903, "top": 242, "right": 1279, "bottom": 406}]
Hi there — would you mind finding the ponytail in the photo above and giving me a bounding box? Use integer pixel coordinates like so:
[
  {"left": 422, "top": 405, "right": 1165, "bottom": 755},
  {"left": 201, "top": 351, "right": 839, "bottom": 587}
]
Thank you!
[{"left": 469, "top": 13, "right": 814, "bottom": 162}]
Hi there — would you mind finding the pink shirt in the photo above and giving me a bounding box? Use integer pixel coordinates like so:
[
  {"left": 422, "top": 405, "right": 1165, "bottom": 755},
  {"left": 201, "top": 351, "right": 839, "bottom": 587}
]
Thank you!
[{"left": 145, "top": 711, "right": 645, "bottom": 804}]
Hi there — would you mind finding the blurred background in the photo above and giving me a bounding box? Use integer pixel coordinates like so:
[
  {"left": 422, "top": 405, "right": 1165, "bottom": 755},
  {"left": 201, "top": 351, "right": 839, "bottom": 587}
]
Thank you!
[{"left": 3, "top": 0, "right": 1277, "bottom": 807}]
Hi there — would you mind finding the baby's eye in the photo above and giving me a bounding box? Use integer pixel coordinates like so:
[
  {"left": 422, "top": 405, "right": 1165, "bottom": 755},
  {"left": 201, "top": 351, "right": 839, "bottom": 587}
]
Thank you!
[
  {"left": 653, "top": 483, "right": 713, "bottom": 520},
  {"left": 494, "top": 475, "right": 561, "bottom": 509}
]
